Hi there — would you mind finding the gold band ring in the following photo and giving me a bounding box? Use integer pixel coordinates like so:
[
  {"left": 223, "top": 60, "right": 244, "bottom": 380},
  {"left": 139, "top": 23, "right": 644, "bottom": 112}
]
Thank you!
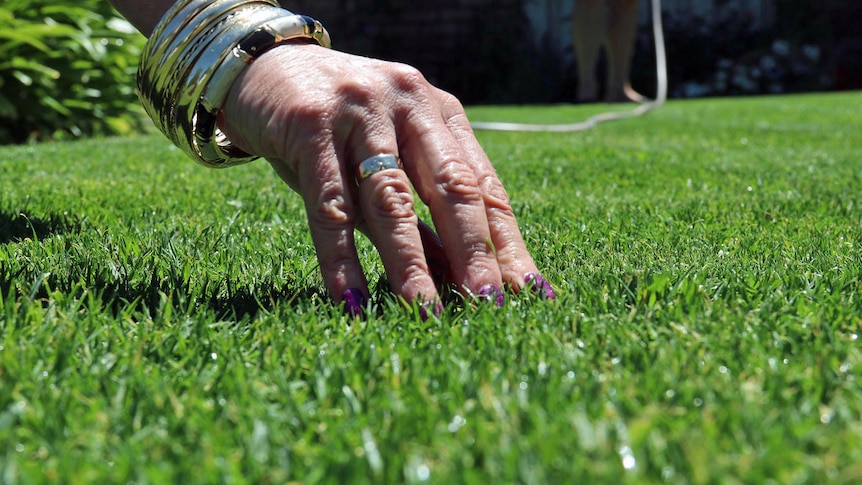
[{"left": 357, "top": 154, "right": 401, "bottom": 182}]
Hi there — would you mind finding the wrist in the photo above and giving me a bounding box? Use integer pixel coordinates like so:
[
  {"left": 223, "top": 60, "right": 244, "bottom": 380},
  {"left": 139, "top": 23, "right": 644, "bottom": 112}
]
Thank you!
[{"left": 137, "top": 0, "right": 330, "bottom": 168}]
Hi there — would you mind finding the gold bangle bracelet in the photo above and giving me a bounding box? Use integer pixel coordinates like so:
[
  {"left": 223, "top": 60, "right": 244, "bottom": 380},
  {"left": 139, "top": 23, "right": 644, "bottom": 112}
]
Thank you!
[
  {"left": 142, "top": 1, "right": 256, "bottom": 100},
  {"left": 137, "top": 0, "right": 331, "bottom": 168},
  {"left": 159, "top": 6, "right": 287, "bottom": 163}
]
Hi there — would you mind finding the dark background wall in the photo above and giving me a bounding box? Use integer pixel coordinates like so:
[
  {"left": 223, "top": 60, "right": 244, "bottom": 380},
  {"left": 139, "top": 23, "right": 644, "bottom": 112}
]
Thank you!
[
  {"left": 3, "top": 1, "right": 859, "bottom": 143},
  {"left": 288, "top": 0, "right": 565, "bottom": 104},
  {"left": 286, "top": 0, "right": 862, "bottom": 104}
]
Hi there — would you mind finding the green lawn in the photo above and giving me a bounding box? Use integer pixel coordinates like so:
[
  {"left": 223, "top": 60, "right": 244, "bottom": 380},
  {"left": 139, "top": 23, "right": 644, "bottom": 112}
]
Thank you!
[{"left": 1, "top": 92, "right": 860, "bottom": 484}]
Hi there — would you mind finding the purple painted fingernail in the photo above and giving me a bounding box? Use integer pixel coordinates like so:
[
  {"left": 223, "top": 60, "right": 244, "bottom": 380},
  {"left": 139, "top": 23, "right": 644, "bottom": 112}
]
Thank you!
[
  {"left": 478, "top": 284, "right": 505, "bottom": 307},
  {"left": 418, "top": 301, "right": 444, "bottom": 321},
  {"left": 342, "top": 288, "right": 366, "bottom": 318},
  {"left": 525, "top": 273, "right": 557, "bottom": 299}
]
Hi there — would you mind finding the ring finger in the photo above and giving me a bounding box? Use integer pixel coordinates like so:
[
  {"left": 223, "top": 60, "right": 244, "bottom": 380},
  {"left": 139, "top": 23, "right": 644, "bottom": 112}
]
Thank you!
[{"left": 352, "top": 150, "right": 439, "bottom": 307}]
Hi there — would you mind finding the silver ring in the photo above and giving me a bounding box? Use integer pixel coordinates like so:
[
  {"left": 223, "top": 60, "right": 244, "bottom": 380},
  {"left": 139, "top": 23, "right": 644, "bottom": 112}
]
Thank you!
[{"left": 356, "top": 154, "right": 401, "bottom": 182}]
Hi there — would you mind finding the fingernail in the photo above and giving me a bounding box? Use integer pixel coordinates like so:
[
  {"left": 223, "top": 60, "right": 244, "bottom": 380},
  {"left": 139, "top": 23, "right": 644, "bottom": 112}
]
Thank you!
[
  {"left": 525, "top": 273, "right": 557, "bottom": 299},
  {"left": 418, "top": 301, "right": 444, "bottom": 321},
  {"left": 342, "top": 288, "right": 366, "bottom": 318},
  {"left": 478, "top": 284, "right": 505, "bottom": 307}
]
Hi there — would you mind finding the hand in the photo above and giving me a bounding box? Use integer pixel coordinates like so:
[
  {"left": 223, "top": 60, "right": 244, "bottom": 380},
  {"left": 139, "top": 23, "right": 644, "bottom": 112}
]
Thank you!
[{"left": 220, "top": 42, "right": 553, "bottom": 312}]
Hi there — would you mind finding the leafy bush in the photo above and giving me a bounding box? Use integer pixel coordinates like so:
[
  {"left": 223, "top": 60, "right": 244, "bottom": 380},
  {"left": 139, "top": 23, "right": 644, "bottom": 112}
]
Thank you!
[{"left": 0, "top": 0, "right": 147, "bottom": 144}]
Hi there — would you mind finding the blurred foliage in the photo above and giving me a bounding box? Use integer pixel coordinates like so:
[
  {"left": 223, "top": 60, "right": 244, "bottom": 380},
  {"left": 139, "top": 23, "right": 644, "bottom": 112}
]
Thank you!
[{"left": 0, "top": 0, "right": 147, "bottom": 144}]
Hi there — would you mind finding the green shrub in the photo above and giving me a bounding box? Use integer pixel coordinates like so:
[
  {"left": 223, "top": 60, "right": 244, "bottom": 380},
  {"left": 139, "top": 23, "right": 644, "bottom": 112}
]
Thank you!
[{"left": 0, "top": 0, "right": 147, "bottom": 144}]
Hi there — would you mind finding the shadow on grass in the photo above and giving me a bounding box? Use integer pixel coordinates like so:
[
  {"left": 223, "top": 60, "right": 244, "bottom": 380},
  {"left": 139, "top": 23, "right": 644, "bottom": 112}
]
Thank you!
[
  {"left": 0, "top": 210, "right": 78, "bottom": 244},
  {"left": 175, "top": 282, "right": 327, "bottom": 320},
  {"left": 4, "top": 269, "right": 326, "bottom": 321},
  {"left": 0, "top": 208, "right": 326, "bottom": 320},
  {"left": 89, "top": 274, "right": 325, "bottom": 321}
]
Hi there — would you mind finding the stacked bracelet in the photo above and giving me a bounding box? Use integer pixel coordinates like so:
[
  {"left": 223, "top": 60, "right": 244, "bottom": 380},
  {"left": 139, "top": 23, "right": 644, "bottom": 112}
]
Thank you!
[{"left": 137, "top": 0, "right": 331, "bottom": 168}]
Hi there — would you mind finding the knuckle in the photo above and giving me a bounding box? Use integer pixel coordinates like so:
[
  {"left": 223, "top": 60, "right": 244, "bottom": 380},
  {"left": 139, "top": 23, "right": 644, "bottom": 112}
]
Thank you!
[
  {"left": 436, "top": 88, "right": 465, "bottom": 114},
  {"left": 367, "top": 176, "right": 416, "bottom": 220},
  {"left": 435, "top": 158, "right": 482, "bottom": 203},
  {"left": 461, "top": 239, "right": 490, "bottom": 261},
  {"left": 394, "top": 262, "right": 433, "bottom": 293},
  {"left": 480, "top": 176, "right": 514, "bottom": 212},
  {"left": 308, "top": 181, "right": 355, "bottom": 227},
  {"left": 445, "top": 110, "right": 472, "bottom": 132},
  {"left": 387, "top": 63, "right": 430, "bottom": 96},
  {"left": 402, "top": 260, "right": 430, "bottom": 283},
  {"left": 435, "top": 88, "right": 463, "bottom": 107},
  {"left": 319, "top": 252, "right": 357, "bottom": 276},
  {"left": 335, "top": 76, "right": 380, "bottom": 108},
  {"left": 436, "top": 90, "right": 472, "bottom": 131}
]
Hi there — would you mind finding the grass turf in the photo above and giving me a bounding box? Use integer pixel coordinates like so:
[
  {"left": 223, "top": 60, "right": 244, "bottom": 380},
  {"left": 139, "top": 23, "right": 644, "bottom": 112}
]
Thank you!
[{"left": 1, "top": 92, "right": 860, "bottom": 483}]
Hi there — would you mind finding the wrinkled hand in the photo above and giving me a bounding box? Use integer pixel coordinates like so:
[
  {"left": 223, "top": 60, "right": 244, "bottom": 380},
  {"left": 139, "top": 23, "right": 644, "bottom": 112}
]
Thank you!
[{"left": 220, "top": 42, "right": 552, "bottom": 312}]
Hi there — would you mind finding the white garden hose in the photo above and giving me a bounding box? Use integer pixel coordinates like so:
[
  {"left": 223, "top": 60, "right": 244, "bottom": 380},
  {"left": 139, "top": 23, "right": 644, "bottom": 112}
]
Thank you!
[{"left": 470, "top": 0, "right": 667, "bottom": 132}]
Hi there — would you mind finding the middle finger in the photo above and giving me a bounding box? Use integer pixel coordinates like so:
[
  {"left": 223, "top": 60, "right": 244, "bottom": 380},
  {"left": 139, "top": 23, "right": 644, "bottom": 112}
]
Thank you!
[
  {"left": 334, "top": 79, "right": 440, "bottom": 307},
  {"left": 389, "top": 70, "right": 503, "bottom": 299}
]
